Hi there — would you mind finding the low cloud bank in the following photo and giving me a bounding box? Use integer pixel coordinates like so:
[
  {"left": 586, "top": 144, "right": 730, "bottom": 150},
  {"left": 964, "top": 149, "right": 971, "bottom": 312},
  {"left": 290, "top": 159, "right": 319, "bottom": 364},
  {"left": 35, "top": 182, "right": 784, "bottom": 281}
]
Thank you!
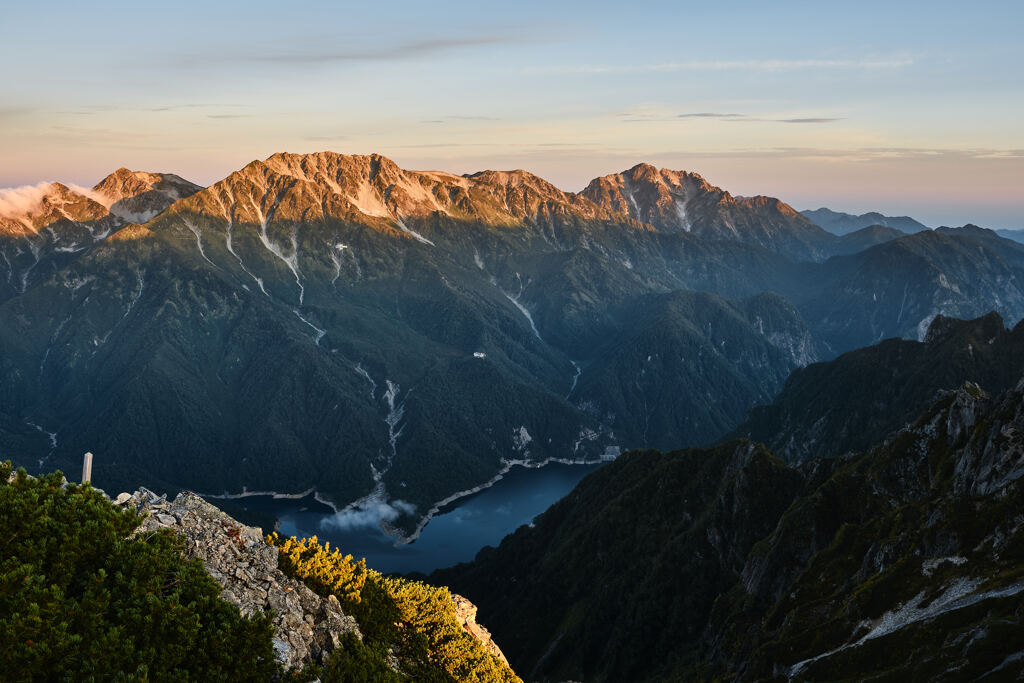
[{"left": 320, "top": 498, "right": 417, "bottom": 531}]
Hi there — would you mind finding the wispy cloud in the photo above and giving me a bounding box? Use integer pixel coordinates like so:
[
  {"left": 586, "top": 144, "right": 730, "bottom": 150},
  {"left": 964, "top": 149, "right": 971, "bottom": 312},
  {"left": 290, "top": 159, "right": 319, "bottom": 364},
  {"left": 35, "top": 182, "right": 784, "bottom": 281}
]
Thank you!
[
  {"left": 146, "top": 103, "right": 247, "bottom": 112},
  {"left": 635, "top": 146, "right": 1024, "bottom": 162},
  {"left": 0, "top": 107, "right": 33, "bottom": 120},
  {"left": 624, "top": 111, "right": 843, "bottom": 124},
  {"left": 177, "top": 35, "right": 531, "bottom": 68},
  {"left": 262, "top": 36, "right": 516, "bottom": 63},
  {"left": 0, "top": 182, "right": 55, "bottom": 219},
  {"left": 677, "top": 112, "right": 747, "bottom": 119},
  {"left": 57, "top": 103, "right": 249, "bottom": 116},
  {"left": 390, "top": 142, "right": 501, "bottom": 149},
  {"left": 526, "top": 57, "right": 914, "bottom": 75},
  {"left": 422, "top": 115, "right": 501, "bottom": 124},
  {"left": 778, "top": 117, "right": 842, "bottom": 124}
]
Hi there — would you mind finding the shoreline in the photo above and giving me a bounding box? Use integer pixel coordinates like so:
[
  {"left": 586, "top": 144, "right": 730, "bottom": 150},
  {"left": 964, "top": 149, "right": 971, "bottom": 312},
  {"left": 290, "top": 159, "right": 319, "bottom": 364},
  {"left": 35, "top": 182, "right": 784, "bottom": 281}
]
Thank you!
[
  {"left": 203, "top": 486, "right": 342, "bottom": 515},
  {"left": 198, "top": 453, "right": 617, "bottom": 547},
  {"left": 392, "top": 453, "right": 617, "bottom": 546}
]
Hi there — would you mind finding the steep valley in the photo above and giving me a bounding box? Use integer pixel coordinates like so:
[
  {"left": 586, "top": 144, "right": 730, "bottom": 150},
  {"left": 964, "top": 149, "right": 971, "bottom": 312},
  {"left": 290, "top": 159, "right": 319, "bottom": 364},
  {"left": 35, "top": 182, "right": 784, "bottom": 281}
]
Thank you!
[{"left": 436, "top": 378, "right": 1024, "bottom": 681}]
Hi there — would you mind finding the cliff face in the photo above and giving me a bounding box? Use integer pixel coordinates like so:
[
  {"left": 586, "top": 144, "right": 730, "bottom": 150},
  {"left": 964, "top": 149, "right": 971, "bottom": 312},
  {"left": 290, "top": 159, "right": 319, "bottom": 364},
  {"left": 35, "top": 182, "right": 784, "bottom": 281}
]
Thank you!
[{"left": 451, "top": 593, "right": 511, "bottom": 668}]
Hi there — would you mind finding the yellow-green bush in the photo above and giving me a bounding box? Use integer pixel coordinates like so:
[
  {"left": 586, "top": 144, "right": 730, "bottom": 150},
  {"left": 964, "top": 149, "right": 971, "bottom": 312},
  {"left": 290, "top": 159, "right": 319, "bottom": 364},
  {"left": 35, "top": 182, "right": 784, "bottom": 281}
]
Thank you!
[
  {"left": 268, "top": 533, "right": 520, "bottom": 683},
  {"left": 272, "top": 535, "right": 367, "bottom": 604}
]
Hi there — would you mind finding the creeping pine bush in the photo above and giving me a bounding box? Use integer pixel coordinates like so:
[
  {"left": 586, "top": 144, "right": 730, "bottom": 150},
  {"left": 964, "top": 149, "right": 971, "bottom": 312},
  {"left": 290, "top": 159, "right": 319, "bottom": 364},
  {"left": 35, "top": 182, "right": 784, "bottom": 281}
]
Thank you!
[
  {"left": 268, "top": 533, "right": 521, "bottom": 683},
  {"left": 0, "top": 462, "right": 279, "bottom": 682}
]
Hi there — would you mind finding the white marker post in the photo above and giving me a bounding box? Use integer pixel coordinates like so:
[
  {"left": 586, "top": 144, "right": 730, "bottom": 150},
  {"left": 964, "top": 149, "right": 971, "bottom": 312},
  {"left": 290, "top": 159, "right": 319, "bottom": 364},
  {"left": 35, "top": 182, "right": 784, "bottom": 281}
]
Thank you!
[{"left": 82, "top": 452, "right": 93, "bottom": 485}]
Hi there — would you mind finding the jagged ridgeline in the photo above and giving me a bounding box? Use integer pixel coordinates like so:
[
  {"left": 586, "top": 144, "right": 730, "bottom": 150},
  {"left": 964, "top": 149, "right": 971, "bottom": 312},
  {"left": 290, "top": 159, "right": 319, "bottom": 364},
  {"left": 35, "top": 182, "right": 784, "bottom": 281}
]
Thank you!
[
  {"left": 4, "top": 152, "right": 1024, "bottom": 535},
  {"left": 0, "top": 462, "right": 520, "bottom": 682},
  {"left": 435, "top": 380, "right": 1024, "bottom": 681},
  {"left": 733, "top": 311, "right": 1024, "bottom": 462}
]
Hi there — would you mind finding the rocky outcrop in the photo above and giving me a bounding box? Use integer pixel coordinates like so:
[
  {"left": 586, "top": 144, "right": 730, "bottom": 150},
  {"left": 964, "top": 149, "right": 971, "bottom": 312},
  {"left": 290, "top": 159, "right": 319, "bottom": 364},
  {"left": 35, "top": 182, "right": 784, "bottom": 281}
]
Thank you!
[
  {"left": 452, "top": 593, "right": 511, "bottom": 667},
  {"left": 112, "top": 488, "right": 361, "bottom": 672}
]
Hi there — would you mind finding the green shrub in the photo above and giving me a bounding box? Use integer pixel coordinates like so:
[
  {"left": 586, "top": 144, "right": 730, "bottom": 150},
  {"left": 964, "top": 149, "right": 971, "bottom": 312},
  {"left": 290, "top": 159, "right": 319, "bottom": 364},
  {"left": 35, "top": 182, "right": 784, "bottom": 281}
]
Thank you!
[{"left": 0, "top": 462, "right": 279, "bottom": 682}]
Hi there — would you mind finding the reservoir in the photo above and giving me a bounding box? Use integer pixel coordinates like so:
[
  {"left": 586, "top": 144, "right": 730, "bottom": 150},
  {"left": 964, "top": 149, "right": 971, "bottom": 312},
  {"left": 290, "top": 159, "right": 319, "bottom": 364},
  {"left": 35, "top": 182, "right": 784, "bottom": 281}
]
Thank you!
[{"left": 222, "top": 462, "right": 603, "bottom": 575}]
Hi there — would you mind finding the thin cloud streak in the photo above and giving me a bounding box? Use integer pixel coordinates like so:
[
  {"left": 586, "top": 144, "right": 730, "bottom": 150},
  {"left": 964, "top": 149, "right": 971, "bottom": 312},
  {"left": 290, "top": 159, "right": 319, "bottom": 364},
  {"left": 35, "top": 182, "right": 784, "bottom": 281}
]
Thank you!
[
  {"left": 526, "top": 57, "right": 914, "bottom": 75},
  {"left": 0, "top": 107, "right": 34, "bottom": 120},
  {"left": 179, "top": 35, "right": 536, "bottom": 68},
  {"left": 677, "top": 112, "right": 747, "bottom": 119},
  {"left": 421, "top": 115, "right": 502, "bottom": 124},
  {"left": 623, "top": 112, "right": 843, "bottom": 124}
]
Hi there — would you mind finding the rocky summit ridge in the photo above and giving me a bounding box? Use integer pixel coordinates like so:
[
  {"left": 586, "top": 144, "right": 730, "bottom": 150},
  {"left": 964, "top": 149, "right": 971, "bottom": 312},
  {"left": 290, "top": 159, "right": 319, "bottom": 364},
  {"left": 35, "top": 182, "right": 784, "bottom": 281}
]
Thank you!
[{"left": 175, "top": 151, "right": 827, "bottom": 258}]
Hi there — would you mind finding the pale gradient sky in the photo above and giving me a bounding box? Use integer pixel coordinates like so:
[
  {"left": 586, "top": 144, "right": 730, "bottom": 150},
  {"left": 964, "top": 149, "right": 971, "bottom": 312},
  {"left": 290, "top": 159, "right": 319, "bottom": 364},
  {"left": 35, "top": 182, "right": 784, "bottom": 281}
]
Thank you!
[{"left": 2, "top": 0, "right": 1021, "bottom": 227}]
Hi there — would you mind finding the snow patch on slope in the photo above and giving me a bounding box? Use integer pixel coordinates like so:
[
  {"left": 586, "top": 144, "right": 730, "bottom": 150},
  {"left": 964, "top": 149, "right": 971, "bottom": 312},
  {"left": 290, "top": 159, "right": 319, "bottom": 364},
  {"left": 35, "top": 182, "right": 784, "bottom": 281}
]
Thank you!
[
  {"left": 353, "top": 363, "right": 377, "bottom": 400},
  {"left": 181, "top": 217, "right": 216, "bottom": 267},
  {"left": 394, "top": 219, "right": 435, "bottom": 246},
  {"left": 249, "top": 193, "right": 304, "bottom": 304},
  {"left": 26, "top": 421, "right": 58, "bottom": 469},
  {"left": 789, "top": 578, "right": 1024, "bottom": 678},
  {"left": 215, "top": 192, "right": 267, "bottom": 296},
  {"left": 293, "top": 309, "right": 326, "bottom": 345}
]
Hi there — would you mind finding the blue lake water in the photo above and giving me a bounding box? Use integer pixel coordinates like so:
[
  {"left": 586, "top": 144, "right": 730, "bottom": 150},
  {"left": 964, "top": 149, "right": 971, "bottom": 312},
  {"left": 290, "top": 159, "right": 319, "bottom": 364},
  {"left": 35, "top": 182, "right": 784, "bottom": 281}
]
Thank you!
[{"left": 223, "top": 462, "right": 603, "bottom": 575}]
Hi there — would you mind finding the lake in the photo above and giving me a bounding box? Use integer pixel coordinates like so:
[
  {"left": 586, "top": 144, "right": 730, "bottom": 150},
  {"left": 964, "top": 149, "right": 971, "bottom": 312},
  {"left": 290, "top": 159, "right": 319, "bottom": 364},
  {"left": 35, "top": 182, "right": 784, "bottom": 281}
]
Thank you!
[{"left": 221, "top": 462, "right": 603, "bottom": 575}]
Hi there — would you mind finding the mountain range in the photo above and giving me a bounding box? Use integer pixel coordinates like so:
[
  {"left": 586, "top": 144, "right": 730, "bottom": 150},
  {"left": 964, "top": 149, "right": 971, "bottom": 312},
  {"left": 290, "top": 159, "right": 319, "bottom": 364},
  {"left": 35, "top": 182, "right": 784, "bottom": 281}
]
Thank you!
[
  {"left": 801, "top": 207, "right": 931, "bottom": 235},
  {"left": 2, "top": 151, "right": 1022, "bottom": 535}
]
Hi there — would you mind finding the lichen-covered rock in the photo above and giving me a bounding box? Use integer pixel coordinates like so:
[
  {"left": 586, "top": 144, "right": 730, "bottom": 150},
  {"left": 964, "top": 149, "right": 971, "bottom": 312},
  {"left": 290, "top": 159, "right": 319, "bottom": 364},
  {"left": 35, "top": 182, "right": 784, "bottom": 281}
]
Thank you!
[{"left": 113, "top": 488, "right": 361, "bottom": 672}]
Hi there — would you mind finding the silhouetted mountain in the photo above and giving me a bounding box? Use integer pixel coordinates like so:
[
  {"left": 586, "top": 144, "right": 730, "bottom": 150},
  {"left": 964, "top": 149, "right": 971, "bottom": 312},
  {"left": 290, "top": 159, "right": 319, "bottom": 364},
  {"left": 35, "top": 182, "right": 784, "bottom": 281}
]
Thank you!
[
  {"left": 803, "top": 207, "right": 930, "bottom": 235},
  {"left": 796, "top": 225, "right": 1024, "bottom": 353},
  {"left": 830, "top": 223, "right": 906, "bottom": 255},
  {"left": 995, "top": 228, "right": 1024, "bottom": 244}
]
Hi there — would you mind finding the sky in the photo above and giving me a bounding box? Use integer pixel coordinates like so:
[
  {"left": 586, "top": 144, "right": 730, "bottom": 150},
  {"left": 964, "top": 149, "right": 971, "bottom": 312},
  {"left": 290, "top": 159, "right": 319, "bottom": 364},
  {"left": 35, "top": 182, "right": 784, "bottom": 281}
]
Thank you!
[{"left": 1, "top": 0, "right": 1022, "bottom": 228}]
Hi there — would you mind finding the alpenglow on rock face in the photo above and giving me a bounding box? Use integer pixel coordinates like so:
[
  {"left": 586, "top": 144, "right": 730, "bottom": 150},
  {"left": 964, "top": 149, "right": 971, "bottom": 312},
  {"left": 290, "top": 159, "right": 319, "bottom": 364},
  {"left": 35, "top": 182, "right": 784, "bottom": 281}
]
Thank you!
[{"left": 581, "top": 162, "right": 838, "bottom": 261}]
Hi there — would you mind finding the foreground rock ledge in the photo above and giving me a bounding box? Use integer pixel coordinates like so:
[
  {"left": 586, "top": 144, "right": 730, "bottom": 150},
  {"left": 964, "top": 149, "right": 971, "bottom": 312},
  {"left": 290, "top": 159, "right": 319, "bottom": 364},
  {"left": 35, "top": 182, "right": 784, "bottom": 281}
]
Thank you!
[
  {"left": 114, "top": 488, "right": 361, "bottom": 672},
  {"left": 112, "top": 487, "right": 511, "bottom": 676}
]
